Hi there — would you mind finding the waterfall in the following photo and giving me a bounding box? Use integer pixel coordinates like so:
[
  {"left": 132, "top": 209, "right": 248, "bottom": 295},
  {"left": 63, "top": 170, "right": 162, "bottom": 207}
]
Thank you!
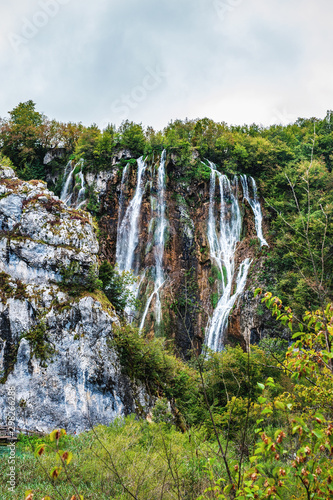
[
  {"left": 139, "top": 150, "right": 167, "bottom": 331},
  {"left": 117, "top": 164, "right": 129, "bottom": 235},
  {"left": 153, "top": 149, "right": 167, "bottom": 324},
  {"left": 240, "top": 175, "right": 268, "bottom": 247},
  {"left": 206, "top": 162, "right": 252, "bottom": 351},
  {"left": 207, "top": 258, "right": 252, "bottom": 351},
  {"left": 116, "top": 157, "right": 147, "bottom": 274},
  {"left": 60, "top": 161, "right": 74, "bottom": 205},
  {"left": 115, "top": 158, "right": 147, "bottom": 321},
  {"left": 61, "top": 159, "right": 86, "bottom": 209},
  {"left": 77, "top": 168, "right": 86, "bottom": 205}
]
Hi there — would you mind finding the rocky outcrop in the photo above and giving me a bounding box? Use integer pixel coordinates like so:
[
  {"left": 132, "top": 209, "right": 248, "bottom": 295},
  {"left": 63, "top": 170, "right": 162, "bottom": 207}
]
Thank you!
[
  {"left": 0, "top": 165, "right": 147, "bottom": 433},
  {"left": 0, "top": 167, "right": 98, "bottom": 285}
]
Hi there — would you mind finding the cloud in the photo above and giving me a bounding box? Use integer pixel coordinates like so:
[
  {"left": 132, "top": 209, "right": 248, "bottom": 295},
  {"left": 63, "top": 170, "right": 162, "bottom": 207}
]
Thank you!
[{"left": 0, "top": 0, "right": 332, "bottom": 129}]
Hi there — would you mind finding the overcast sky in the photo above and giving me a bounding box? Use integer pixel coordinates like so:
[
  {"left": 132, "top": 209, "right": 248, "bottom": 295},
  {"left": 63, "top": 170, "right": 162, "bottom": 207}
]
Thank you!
[{"left": 0, "top": 0, "right": 332, "bottom": 130}]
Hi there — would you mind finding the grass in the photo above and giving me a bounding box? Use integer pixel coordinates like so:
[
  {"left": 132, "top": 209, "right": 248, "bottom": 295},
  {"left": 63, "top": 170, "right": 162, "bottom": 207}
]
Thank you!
[{"left": 0, "top": 417, "right": 222, "bottom": 500}]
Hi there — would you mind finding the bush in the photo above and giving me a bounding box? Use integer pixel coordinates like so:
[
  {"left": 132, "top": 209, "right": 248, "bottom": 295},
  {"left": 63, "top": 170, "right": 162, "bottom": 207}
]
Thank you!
[
  {"left": 99, "top": 261, "right": 136, "bottom": 313},
  {"left": 60, "top": 262, "right": 102, "bottom": 295},
  {"left": 23, "top": 321, "right": 55, "bottom": 365}
]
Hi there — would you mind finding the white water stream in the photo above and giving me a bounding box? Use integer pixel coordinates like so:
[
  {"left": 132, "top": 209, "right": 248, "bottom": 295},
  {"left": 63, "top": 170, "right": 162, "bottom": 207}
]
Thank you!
[
  {"left": 205, "top": 162, "right": 254, "bottom": 351},
  {"left": 60, "top": 152, "right": 266, "bottom": 350},
  {"left": 77, "top": 168, "right": 86, "bottom": 207},
  {"left": 139, "top": 150, "right": 167, "bottom": 331},
  {"left": 116, "top": 157, "right": 147, "bottom": 274},
  {"left": 115, "top": 157, "right": 148, "bottom": 320},
  {"left": 60, "top": 161, "right": 75, "bottom": 205},
  {"left": 240, "top": 175, "right": 268, "bottom": 247},
  {"left": 61, "top": 159, "right": 86, "bottom": 209}
]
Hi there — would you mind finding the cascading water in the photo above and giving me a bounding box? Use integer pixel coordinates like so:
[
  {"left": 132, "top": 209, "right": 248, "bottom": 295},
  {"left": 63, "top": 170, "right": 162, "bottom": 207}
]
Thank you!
[
  {"left": 60, "top": 161, "right": 75, "bottom": 205},
  {"left": 76, "top": 168, "right": 86, "bottom": 207},
  {"left": 115, "top": 157, "right": 147, "bottom": 321},
  {"left": 240, "top": 175, "right": 268, "bottom": 247},
  {"left": 139, "top": 150, "right": 167, "bottom": 331},
  {"left": 116, "top": 157, "right": 147, "bottom": 274},
  {"left": 117, "top": 164, "right": 129, "bottom": 234},
  {"left": 61, "top": 159, "right": 86, "bottom": 209},
  {"left": 205, "top": 162, "right": 252, "bottom": 351}
]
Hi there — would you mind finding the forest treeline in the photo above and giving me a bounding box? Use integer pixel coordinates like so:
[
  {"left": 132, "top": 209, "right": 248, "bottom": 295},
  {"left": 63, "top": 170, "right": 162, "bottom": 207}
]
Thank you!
[
  {"left": 2, "top": 100, "right": 333, "bottom": 179},
  {"left": 1, "top": 100, "right": 333, "bottom": 314}
]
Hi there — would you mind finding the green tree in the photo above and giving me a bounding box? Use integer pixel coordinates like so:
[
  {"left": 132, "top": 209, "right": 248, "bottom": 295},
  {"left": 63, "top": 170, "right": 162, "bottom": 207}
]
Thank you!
[
  {"left": 118, "top": 120, "right": 146, "bottom": 157},
  {"left": 0, "top": 100, "right": 47, "bottom": 178},
  {"left": 99, "top": 261, "right": 136, "bottom": 313}
]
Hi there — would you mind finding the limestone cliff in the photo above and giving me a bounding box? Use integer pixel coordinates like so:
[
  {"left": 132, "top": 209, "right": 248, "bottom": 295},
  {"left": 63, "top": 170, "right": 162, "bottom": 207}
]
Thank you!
[
  {"left": 93, "top": 153, "right": 270, "bottom": 354},
  {"left": 0, "top": 164, "right": 146, "bottom": 433}
]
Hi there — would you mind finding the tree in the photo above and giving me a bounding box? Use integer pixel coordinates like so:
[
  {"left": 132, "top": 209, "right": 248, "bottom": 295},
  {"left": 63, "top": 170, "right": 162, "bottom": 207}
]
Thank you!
[
  {"left": 118, "top": 120, "right": 146, "bottom": 157},
  {"left": 99, "top": 261, "right": 136, "bottom": 314},
  {"left": 0, "top": 100, "right": 47, "bottom": 179}
]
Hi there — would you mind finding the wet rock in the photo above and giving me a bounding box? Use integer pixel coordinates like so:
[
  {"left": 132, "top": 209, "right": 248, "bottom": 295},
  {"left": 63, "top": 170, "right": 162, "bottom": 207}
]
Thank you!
[{"left": 0, "top": 163, "right": 147, "bottom": 433}]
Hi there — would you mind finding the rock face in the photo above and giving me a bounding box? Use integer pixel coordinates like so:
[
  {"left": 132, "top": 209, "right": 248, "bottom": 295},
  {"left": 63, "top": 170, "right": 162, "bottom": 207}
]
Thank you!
[
  {"left": 97, "top": 155, "right": 268, "bottom": 354},
  {"left": 0, "top": 165, "right": 146, "bottom": 433},
  {"left": 0, "top": 167, "right": 98, "bottom": 284}
]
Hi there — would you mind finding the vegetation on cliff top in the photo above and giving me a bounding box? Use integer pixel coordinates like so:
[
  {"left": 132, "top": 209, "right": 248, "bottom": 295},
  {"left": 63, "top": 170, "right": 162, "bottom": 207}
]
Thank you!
[{"left": 1, "top": 100, "right": 332, "bottom": 319}]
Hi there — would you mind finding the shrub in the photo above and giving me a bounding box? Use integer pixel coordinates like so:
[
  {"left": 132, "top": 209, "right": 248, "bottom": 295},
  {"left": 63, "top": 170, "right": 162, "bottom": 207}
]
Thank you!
[{"left": 99, "top": 261, "right": 136, "bottom": 313}]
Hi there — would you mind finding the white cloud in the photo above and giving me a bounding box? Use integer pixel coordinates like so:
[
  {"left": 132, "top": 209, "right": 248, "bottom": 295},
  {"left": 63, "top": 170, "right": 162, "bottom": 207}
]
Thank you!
[{"left": 0, "top": 0, "right": 332, "bottom": 129}]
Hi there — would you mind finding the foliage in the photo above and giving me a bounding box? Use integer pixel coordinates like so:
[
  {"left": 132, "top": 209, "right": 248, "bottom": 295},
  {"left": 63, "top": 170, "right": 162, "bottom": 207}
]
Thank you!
[
  {"left": 23, "top": 321, "right": 55, "bottom": 365},
  {"left": 59, "top": 262, "right": 102, "bottom": 295},
  {"left": 0, "top": 152, "right": 14, "bottom": 168},
  {"left": 23, "top": 428, "right": 83, "bottom": 500},
  {"left": 151, "top": 397, "right": 174, "bottom": 425},
  {"left": 2, "top": 291, "right": 333, "bottom": 499},
  {"left": 1, "top": 419, "right": 217, "bottom": 500},
  {"left": 262, "top": 157, "right": 333, "bottom": 315},
  {"left": 118, "top": 120, "right": 145, "bottom": 157},
  {"left": 85, "top": 183, "right": 100, "bottom": 216},
  {"left": 74, "top": 125, "right": 115, "bottom": 171},
  {"left": 59, "top": 260, "right": 136, "bottom": 314},
  {"left": 99, "top": 261, "right": 136, "bottom": 313},
  {"left": 2, "top": 103, "right": 333, "bottom": 319},
  {"left": 0, "top": 272, "right": 27, "bottom": 302},
  {"left": 198, "top": 291, "right": 333, "bottom": 499},
  {"left": 0, "top": 101, "right": 82, "bottom": 182}
]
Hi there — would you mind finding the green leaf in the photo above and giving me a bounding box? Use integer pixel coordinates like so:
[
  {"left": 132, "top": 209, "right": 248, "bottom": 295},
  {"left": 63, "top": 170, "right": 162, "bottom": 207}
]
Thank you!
[
  {"left": 261, "top": 408, "right": 273, "bottom": 415},
  {"left": 254, "top": 288, "right": 262, "bottom": 297},
  {"left": 258, "top": 396, "right": 267, "bottom": 404},
  {"left": 224, "top": 484, "right": 233, "bottom": 494},
  {"left": 312, "top": 429, "right": 324, "bottom": 439},
  {"left": 292, "top": 332, "right": 303, "bottom": 339},
  {"left": 315, "top": 322, "right": 323, "bottom": 333},
  {"left": 257, "top": 383, "right": 265, "bottom": 391}
]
